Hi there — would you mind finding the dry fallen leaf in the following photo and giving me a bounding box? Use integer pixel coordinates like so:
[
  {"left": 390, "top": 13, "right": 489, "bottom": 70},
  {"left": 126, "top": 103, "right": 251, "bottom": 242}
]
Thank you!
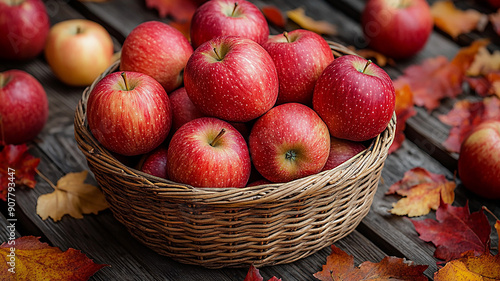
[
  {"left": 0, "top": 144, "right": 40, "bottom": 201},
  {"left": 0, "top": 236, "right": 107, "bottom": 280},
  {"left": 314, "top": 245, "right": 428, "bottom": 281},
  {"left": 411, "top": 202, "right": 491, "bottom": 262},
  {"left": 389, "top": 84, "right": 416, "bottom": 154},
  {"left": 434, "top": 252, "right": 500, "bottom": 281},
  {"left": 286, "top": 7, "right": 336, "bottom": 35},
  {"left": 431, "top": 1, "right": 486, "bottom": 38},
  {"left": 439, "top": 96, "right": 500, "bottom": 153},
  {"left": 36, "top": 170, "right": 108, "bottom": 222},
  {"left": 244, "top": 265, "right": 281, "bottom": 281},
  {"left": 388, "top": 167, "right": 456, "bottom": 217},
  {"left": 467, "top": 47, "right": 500, "bottom": 77},
  {"left": 489, "top": 8, "right": 500, "bottom": 36}
]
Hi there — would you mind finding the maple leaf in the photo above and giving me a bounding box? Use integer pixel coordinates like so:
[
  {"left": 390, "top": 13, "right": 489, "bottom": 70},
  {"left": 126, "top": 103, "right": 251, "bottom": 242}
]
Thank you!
[
  {"left": 244, "top": 265, "right": 281, "bottom": 281},
  {"left": 0, "top": 144, "right": 40, "bottom": 201},
  {"left": 388, "top": 167, "right": 456, "bottom": 217},
  {"left": 411, "top": 201, "right": 491, "bottom": 262},
  {"left": 314, "top": 245, "right": 428, "bottom": 281},
  {"left": 489, "top": 8, "right": 500, "bottom": 37},
  {"left": 36, "top": 170, "right": 109, "bottom": 222},
  {"left": 0, "top": 236, "right": 107, "bottom": 280},
  {"left": 286, "top": 7, "right": 337, "bottom": 35},
  {"left": 467, "top": 47, "right": 500, "bottom": 77},
  {"left": 434, "top": 251, "right": 500, "bottom": 281},
  {"left": 394, "top": 40, "right": 488, "bottom": 112},
  {"left": 144, "top": 0, "right": 206, "bottom": 21},
  {"left": 439, "top": 96, "right": 500, "bottom": 153},
  {"left": 261, "top": 5, "right": 286, "bottom": 28},
  {"left": 430, "top": 0, "right": 486, "bottom": 38},
  {"left": 389, "top": 83, "right": 417, "bottom": 154}
]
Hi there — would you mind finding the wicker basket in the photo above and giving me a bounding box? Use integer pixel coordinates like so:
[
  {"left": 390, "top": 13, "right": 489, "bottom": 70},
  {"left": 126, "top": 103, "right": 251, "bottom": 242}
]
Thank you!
[{"left": 74, "top": 41, "right": 396, "bottom": 269}]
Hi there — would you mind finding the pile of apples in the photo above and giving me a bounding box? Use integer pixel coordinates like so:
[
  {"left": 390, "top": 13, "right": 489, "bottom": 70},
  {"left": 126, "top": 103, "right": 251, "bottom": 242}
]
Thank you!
[{"left": 86, "top": 0, "right": 396, "bottom": 188}]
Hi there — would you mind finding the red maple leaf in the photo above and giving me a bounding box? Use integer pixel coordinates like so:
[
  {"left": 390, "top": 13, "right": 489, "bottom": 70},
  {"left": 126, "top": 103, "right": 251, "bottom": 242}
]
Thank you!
[
  {"left": 438, "top": 96, "right": 500, "bottom": 153},
  {"left": 0, "top": 144, "right": 40, "bottom": 201},
  {"left": 314, "top": 245, "right": 428, "bottom": 281},
  {"left": 261, "top": 5, "right": 286, "bottom": 28},
  {"left": 411, "top": 201, "right": 491, "bottom": 263},
  {"left": 244, "top": 265, "right": 281, "bottom": 281}
]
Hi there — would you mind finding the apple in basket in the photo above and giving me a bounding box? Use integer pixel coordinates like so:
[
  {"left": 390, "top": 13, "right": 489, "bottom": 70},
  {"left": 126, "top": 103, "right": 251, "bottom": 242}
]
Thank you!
[
  {"left": 313, "top": 55, "right": 395, "bottom": 142},
  {"left": 166, "top": 117, "right": 251, "bottom": 188},
  {"left": 0, "top": 69, "right": 48, "bottom": 144},
  {"left": 249, "top": 103, "right": 330, "bottom": 183},
  {"left": 183, "top": 36, "right": 278, "bottom": 123},
  {"left": 322, "top": 137, "right": 366, "bottom": 171},
  {"left": 87, "top": 71, "right": 172, "bottom": 156},
  {"left": 262, "top": 29, "right": 334, "bottom": 105},
  {"left": 120, "top": 21, "right": 193, "bottom": 93},
  {"left": 169, "top": 87, "right": 205, "bottom": 133},
  {"left": 137, "top": 146, "right": 169, "bottom": 179},
  {"left": 0, "top": 0, "right": 49, "bottom": 61},
  {"left": 190, "top": 0, "right": 269, "bottom": 49}
]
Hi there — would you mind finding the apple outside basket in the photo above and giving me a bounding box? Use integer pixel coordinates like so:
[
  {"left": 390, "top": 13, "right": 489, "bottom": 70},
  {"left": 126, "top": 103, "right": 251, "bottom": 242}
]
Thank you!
[{"left": 74, "top": 41, "right": 396, "bottom": 269}]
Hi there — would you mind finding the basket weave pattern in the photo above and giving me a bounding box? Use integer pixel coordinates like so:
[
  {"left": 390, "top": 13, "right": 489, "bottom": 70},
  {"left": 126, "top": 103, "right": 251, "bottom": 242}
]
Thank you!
[{"left": 74, "top": 42, "right": 396, "bottom": 268}]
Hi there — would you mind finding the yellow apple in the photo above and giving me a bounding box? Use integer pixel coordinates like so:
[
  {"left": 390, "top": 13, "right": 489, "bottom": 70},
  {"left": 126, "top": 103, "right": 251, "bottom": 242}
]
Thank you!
[{"left": 44, "top": 19, "right": 114, "bottom": 86}]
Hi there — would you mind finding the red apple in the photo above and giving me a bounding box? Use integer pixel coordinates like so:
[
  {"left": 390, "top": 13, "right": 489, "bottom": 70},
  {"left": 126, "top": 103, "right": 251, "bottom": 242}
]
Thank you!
[
  {"left": 313, "top": 55, "right": 395, "bottom": 142},
  {"left": 458, "top": 120, "right": 500, "bottom": 199},
  {"left": 262, "top": 29, "right": 334, "bottom": 105},
  {"left": 184, "top": 36, "right": 278, "bottom": 122},
  {"left": 249, "top": 103, "right": 330, "bottom": 183},
  {"left": 87, "top": 71, "right": 172, "bottom": 156},
  {"left": 45, "top": 19, "right": 114, "bottom": 86},
  {"left": 361, "top": 0, "right": 433, "bottom": 59},
  {"left": 138, "top": 146, "right": 169, "bottom": 179},
  {"left": 190, "top": 0, "right": 269, "bottom": 49},
  {"left": 169, "top": 87, "right": 205, "bottom": 133},
  {"left": 166, "top": 117, "right": 251, "bottom": 188},
  {"left": 0, "top": 70, "right": 48, "bottom": 144},
  {"left": 321, "top": 137, "right": 366, "bottom": 171},
  {"left": 120, "top": 21, "right": 193, "bottom": 93},
  {"left": 0, "top": 0, "right": 49, "bottom": 60}
]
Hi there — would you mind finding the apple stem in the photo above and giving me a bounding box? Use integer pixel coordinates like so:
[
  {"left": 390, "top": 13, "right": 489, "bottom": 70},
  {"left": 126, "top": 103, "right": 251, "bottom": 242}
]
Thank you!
[
  {"left": 283, "top": 31, "right": 290, "bottom": 43},
  {"left": 0, "top": 75, "right": 4, "bottom": 88},
  {"left": 210, "top": 128, "right": 226, "bottom": 147},
  {"left": 121, "top": 72, "right": 130, "bottom": 91},
  {"left": 231, "top": 2, "right": 239, "bottom": 17},
  {"left": 76, "top": 25, "right": 82, "bottom": 35},
  {"left": 213, "top": 48, "right": 223, "bottom": 61},
  {"left": 362, "top": 60, "right": 372, "bottom": 74}
]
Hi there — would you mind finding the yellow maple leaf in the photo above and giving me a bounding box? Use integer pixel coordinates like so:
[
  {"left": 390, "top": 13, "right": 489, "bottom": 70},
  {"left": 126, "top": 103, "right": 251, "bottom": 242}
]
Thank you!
[
  {"left": 431, "top": 1, "right": 486, "bottom": 38},
  {"left": 36, "top": 171, "right": 108, "bottom": 222},
  {"left": 286, "top": 7, "right": 337, "bottom": 35},
  {"left": 434, "top": 252, "right": 500, "bottom": 281}
]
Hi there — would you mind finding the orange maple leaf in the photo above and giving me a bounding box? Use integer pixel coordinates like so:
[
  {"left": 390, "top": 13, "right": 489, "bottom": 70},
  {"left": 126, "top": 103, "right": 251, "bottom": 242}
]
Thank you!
[
  {"left": 244, "top": 264, "right": 282, "bottom": 281},
  {"left": 439, "top": 96, "right": 500, "bottom": 153},
  {"left": 389, "top": 84, "right": 416, "bottom": 154},
  {"left": 431, "top": 1, "right": 486, "bottom": 38},
  {"left": 314, "top": 245, "right": 428, "bottom": 281},
  {"left": 0, "top": 236, "right": 107, "bottom": 280},
  {"left": 0, "top": 144, "right": 40, "bottom": 201},
  {"left": 286, "top": 7, "right": 337, "bottom": 35},
  {"left": 388, "top": 167, "right": 456, "bottom": 217},
  {"left": 434, "top": 252, "right": 500, "bottom": 280}
]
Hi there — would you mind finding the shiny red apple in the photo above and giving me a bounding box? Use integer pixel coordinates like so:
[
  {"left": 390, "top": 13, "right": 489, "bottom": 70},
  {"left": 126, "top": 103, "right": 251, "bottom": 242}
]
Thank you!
[
  {"left": 87, "top": 71, "right": 172, "bottom": 156},
  {"left": 262, "top": 29, "right": 334, "bottom": 105},
  {"left": 313, "top": 55, "right": 395, "bottom": 142},
  {"left": 458, "top": 120, "right": 500, "bottom": 199},
  {"left": 190, "top": 0, "right": 269, "bottom": 49},
  {"left": 138, "top": 146, "right": 168, "bottom": 179},
  {"left": 321, "top": 137, "right": 366, "bottom": 171},
  {"left": 0, "top": 0, "right": 49, "bottom": 60},
  {"left": 120, "top": 21, "right": 193, "bottom": 93},
  {"left": 0, "top": 69, "right": 48, "bottom": 144},
  {"left": 184, "top": 36, "right": 278, "bottom": 122},
  {"left": 249, "top": 103, "right": 330, "bottom": 183},
  {"left": 361, "top": 0, "right": 433, "bottom": 59},
  {"left": 169, "top": 87, "right": 205, "bottom": 133},
  {"left": 166, "top": 117, "right": 251, "bottom": 188}
]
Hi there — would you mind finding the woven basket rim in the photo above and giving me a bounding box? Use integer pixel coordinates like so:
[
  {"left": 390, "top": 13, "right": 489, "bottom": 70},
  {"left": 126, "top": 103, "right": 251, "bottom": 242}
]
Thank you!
[{"left": 74, "top": 40, "right": 396, "bottom": 205}]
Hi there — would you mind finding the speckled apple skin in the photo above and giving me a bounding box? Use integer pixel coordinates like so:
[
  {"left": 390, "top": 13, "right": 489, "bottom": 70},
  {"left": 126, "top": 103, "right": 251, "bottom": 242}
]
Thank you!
[
  {"left": 313, "top": 55, "right": 395, "bottom": 142},
  {"left": 184, "top": 36, "right": 278, "bottom": 123}
]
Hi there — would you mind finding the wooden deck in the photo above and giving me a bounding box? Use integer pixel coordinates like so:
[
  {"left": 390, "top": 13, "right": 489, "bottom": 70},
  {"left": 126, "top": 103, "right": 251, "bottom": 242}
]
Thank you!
[{"left": 1, "top": 0, "right": 499, "bottom": 280}]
